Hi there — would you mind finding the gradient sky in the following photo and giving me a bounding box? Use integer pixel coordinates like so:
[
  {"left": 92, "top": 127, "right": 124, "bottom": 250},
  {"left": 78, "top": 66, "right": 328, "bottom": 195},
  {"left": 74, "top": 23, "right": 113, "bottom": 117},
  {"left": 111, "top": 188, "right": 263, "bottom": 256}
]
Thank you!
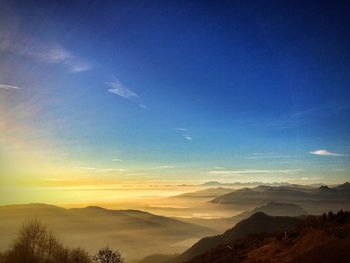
[{"left": 1, "top": 0, "right": 350, "bottom": 204}]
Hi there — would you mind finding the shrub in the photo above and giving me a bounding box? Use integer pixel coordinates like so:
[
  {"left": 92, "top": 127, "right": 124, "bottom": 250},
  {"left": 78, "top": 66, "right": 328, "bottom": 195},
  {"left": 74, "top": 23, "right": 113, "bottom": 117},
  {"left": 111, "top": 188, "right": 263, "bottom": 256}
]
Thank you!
[{"left": 92, "top": 246, "right": 124, "bottom": 263}]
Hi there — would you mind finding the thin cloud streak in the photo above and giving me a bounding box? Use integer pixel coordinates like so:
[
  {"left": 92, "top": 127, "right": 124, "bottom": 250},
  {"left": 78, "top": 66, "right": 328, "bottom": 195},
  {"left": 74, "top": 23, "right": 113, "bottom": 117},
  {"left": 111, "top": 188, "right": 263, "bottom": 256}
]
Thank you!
[
  {"left": 74, "top": 166, "right": 126, "bottom": 173},
  {"left": 175, "top": 128, "right": 188, "bottom": 132},
  {"left": 34, "top": 45, "right": 92, "bottom": 73},
  {"left": 247, "top": 153, "right": 294, "bottom": 160},
  {"left": 205, "top": 169, "right": 303, "bottom": 176},
  {"left": 248, "top": 103, "right": 350, "bottom": 131},
  {"left": 156, "top": 165, "right": 176, "bottom": 169},
  {"left": 0, "top": 35, "right": 92, "bottom": 73},
  {"left": 309, "top": 149, "right": 343, "bottom": 156},
  {"left": 0, "top": 84, "right": 20, "bottom": 90},
  {"left": 106, "top": 80, "right": 147, "bottom": 109},
  {"left": 175, "top": 127, "right": 193, "bottom": 141},
  {"left": 144, "top": 165, "right": 176, "bottom": 170},
  {"left": 106, "top": 80, "right": 140, "bottom": 100}
]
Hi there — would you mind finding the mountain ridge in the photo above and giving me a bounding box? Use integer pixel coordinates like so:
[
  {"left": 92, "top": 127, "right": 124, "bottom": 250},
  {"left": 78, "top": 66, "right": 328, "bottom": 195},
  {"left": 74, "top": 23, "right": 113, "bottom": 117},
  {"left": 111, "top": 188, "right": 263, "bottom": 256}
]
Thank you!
[
  {"left": 211, "top": 183, "right": 350, "bottom": 214},
  {"left": 187, "top": 210, "right": 350, "bottom": 263},
  {"left": 173, "top": 212, "right": 300, "bottom": 262}
]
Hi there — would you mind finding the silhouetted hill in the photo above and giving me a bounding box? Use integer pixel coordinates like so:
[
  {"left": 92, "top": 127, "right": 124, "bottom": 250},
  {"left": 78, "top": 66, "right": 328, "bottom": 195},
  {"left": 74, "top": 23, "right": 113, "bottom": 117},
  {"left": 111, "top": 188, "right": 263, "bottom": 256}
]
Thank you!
[
  {"left": 334, "top": 182, "right": 350, "bottom": 190},
  {"left": 250, "top": 201, "right": 307, "bottom": 216},
  {"left": 0, "top": 204, "right": 215, "bottom": 261},
  {"left": 211, "top": 183, "right": 350, "bottom": 214},
  {"left": 230, "top": 201, "right": 307, "bottom": 223},
  {"left": 177, "top": 201, "right": 307, "bottom": 233},
  {"left": 187, "top": 211, "right": 350, "bottom": 263},
  {"left": 173, "top": 212, "right": 300, "bottom": 262}
]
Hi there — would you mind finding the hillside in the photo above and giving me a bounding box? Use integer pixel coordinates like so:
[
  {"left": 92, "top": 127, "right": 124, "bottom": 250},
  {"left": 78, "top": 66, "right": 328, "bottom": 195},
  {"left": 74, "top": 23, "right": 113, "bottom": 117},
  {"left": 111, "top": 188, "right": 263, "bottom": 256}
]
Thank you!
[
  {"left": 0, "top": 204, "right": 214, "bottom": 261},
  {"left": 211, "top": 183, "right": 350, "bottom": 214},
  {"left": 176, "top": 201, "right": 307, "bottom": 232},
  {"left": 187, "top": 210, "right": 350, "bottom": 263},
  {"left": 229, "top": 201, "right": 307, "bottom": 224},
  {"left": 173, "top": 212, "right": 300, "bottom": 262}
]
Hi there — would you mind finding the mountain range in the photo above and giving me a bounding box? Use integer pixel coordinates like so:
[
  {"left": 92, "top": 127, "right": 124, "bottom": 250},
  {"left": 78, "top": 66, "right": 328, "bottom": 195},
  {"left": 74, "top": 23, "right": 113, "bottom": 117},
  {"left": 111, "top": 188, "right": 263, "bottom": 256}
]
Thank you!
[
  {"left": 211, "top": 182, "right": 350, "bottom": 214},
  {"left": 174, "top": 187, "right": 234, "bottom": 199},
  {"left": 176, "top": 201, "right": 307, "bottom": 232}
]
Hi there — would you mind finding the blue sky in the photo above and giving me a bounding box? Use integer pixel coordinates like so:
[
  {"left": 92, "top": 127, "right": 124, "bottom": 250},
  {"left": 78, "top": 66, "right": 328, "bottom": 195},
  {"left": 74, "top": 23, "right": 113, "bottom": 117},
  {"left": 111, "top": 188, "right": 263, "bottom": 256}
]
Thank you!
[{"left": 1, "top": 0, "right": 350, "bottom": 188}]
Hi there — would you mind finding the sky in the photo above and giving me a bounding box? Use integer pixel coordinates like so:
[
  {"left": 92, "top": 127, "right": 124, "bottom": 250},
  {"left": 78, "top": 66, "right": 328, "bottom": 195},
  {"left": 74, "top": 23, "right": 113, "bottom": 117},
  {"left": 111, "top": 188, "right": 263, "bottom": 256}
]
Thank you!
[{"left": 1, "top": 0, "right": 350, "bottom": 204}]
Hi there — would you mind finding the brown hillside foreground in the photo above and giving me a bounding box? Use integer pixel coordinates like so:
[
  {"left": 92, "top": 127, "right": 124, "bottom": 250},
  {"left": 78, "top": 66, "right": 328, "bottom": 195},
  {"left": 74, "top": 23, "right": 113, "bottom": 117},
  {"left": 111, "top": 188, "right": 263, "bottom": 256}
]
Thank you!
[
  {"left": 188, "top": 212, "right": 350, "bottom": 263},
  {"left": 244, "top": 226, "right": 350, "bottom": 263}
]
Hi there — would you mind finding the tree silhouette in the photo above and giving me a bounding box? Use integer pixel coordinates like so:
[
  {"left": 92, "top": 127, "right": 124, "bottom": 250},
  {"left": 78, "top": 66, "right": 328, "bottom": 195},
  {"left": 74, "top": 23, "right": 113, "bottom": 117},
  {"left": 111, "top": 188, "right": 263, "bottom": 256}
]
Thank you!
[
  {"left": 0, "top": 219, "right": 91, "bottom": 263},
  {"left": 92, "top": 246, "right": 124, "bottom": 263}
]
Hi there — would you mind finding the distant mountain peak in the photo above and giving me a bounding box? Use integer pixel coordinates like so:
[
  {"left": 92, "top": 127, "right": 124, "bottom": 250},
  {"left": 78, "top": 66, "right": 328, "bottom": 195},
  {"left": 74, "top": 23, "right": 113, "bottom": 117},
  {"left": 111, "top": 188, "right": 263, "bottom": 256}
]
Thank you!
[
  {"left": 319, "top": 185, "right": 330, "bottom": 191},
  {"left": 85, "top": 205, "right": 106, "bottom": 210},
  {"left": 249, "top": 211, "right": 268, "bottom": 219},
  {"left": 264, "top": 201, "right": 298, "bottom": 206},
  {"left": 202, "top": 181, "right": 223, "bottom": 186},
  {"left": 250, "top": 201, "right": 308, "bottom": 216},
  {"left": 334, "top": 182, "right": 350, "bottom": 191},
  {"left": 339, "top": 182, "right": 350, "bottom": 187}
]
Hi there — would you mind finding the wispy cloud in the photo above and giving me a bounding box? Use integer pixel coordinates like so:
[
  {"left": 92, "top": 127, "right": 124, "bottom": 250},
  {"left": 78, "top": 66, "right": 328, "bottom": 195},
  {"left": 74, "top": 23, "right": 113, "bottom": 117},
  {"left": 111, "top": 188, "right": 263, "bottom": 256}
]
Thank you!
[
  {"left": 251, "top": 103, "right": 350, "bottom": 131},
  {"left": 74, "top": 166, "right": 96, "bottom": 170},
  {"left": 0, "top": 84, "right": 20, "bottom": 90},
  {"left": 175, "top": 127, "right": 193, "bottom": 141},
  {"left": 34, "top": 46, "right": 72, "bottom": 63},
  {"left": 106, "top": 80, "right": 146, "bottom": 109},
  {"left": 125, "top": 173, "right": 150, "bottom": 176},
  {"left": 247, "top": 152, "right": 294, "bottom": 160},
  {"left": 138, "top": 103, "right": 148, "bottom": 109},
  {"left": 290, "top": 104, "right": 349, "bottom": 119},
  {"left": 175, "top": 128, "right": 188, "bottom": 132},
  {"left": 74, "top": 166, "right": 126, "bottom": 173},
  {"left": 67, "top": 60, "right": 92, "bottom": 73},
  {"left": 112, "top": 158, "right": 123, "bottom": 162},
  {"left": 32, "top": 45, "right": 92, "bottom": 73},
  {"left": 156, "top": 165, "right": 176, "bottom": 169},
  {"left": 144, "top": 165, "right": 176, "bottom": 170},
  {"left": 309, "top": 149, "right": 343, "bottom": 156},
  {"left": 94, "top": 168, "right": 127, "bottom": 173},
  {"left": 0, "top": 35, "right": 91, "bottom": 73},
  {"left": 205, "top": 169, "right": 303, "bottom": 176},
  {"left": 107, "top": 80, "right": 140, "bottom": 100}
]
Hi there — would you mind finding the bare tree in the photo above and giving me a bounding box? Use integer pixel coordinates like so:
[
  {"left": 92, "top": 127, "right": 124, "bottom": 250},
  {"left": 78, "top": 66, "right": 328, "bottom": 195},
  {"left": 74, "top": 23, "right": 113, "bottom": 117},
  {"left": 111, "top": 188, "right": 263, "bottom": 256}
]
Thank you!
[{"left": 1, "top": 219, "right": 91, "bottom": 263}]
